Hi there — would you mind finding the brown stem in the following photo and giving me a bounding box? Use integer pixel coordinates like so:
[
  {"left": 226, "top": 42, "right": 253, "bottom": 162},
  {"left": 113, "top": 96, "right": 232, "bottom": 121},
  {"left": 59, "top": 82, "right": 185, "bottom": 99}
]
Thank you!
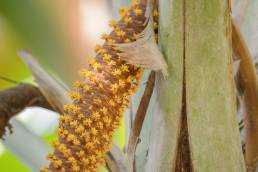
[
  {"left": 232, "top": 19, "right": 258, "bottom": 169},
  {"left": 0, "top": 84, "right": 53, "bottom": 138},
  {"left": 127, "top": 71, "right": 155, "bottom": 172}
]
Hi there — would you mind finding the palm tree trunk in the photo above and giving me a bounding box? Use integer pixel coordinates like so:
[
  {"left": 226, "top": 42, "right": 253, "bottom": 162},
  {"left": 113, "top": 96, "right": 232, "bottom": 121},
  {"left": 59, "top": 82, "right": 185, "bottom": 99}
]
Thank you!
[{"left": 146, "top": 0, "right": 246, "bottom": 171}]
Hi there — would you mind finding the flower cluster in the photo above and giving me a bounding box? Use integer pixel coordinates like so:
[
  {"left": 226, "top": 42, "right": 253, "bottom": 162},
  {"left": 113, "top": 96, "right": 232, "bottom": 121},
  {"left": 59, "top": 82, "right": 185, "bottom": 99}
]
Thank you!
[{"left": 41, "top": 0, "right": 152, "bottom": 172}]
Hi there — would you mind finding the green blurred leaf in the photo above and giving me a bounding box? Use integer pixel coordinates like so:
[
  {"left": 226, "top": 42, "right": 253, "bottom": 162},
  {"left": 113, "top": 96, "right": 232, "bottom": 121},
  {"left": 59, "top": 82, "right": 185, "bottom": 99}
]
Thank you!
[
  {"left": 0, "top": 149, "right": 29, "bottom": 172},
  {"left": 0, "top": 0, "right": 74, "bottom": 84}
]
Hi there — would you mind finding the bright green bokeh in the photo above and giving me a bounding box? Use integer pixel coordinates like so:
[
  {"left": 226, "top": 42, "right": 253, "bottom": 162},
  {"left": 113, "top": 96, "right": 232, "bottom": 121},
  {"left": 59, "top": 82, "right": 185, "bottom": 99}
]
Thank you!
[{"left": 0, "top": 149, "right": 30, "bottom": 172}]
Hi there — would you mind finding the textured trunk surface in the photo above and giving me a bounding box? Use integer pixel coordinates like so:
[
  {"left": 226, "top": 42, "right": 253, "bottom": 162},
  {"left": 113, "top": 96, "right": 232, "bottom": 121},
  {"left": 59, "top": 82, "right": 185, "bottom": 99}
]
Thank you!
[
  {"left": 185, "top": 0, "right": 245, "bottom": 171},
  {"left": 146, "top": 0, "right": 246, "bottom": 171}
]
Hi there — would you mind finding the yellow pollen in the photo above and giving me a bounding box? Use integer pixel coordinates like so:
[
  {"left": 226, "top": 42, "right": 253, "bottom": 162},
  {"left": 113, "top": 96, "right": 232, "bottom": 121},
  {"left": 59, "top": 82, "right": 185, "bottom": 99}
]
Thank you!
[
  {"left": 123, "top": 17, "right": 132, "bottom": 24},
  {"left": 86, "top": 142, "right": 94, "bottom": 149},
  {"left": 94, "top": 44, "right": 102, "bottom": 53},
  {"left": 83, "top": 119, "right": 92, "bottom": 127},
  {"left": 83, "top": 84, "right": 91, "bottom": 92},
  {"left": 92, "top": 62, "right": 102, "bottom": 71},
  {"left": 92, "top": 111, "right": 100, "bottom": 121},
  {"left": 91, "top": 127, "right": 98, "bottom": 135},
  {"left": 88, "top": 57, "right": 95, "bottom": 65},
  {"left": 100, "top": 107, "right": 108, "bottom": 115},
  {"left": 112, "top": 69, "right": 122, "bottom": 76},
  {"left": 107, "top": 39, "right": 116, "bottom": 45},
  {"left": 107, "top": 60, "right": 116, "bottom": 66},
  {"left": 124, "top": 38, "right": 131, "bottom": 43},
  {"left": 110, "top": 83, "right": 119, "bottom": 93},
  {"left": 103, "top": 53, "right": 112, "bottom": 61},
  {"left": 134, "top": 8, "right": 143, "bottom": 16},
  {"left": 101, "top": 33, "right": 109, "bottom": 40},
  {"left": 115, "top": 29, "right": 126, "bottom": 37},
  {"left": 109, "top": 19, "right": 117, "bottom": 28},
  {"left": 69, "top": 92, "right": 81, "bottom": 101},
  {"left": 119, "top": 80, "right": 126, "bottom": 88},
  {"left": 73, "top": 81, "right": 81, "bottom": 88},
  {"left": 121, "top": 64, "right": 129, "bottom": 72},
  {"left": 153, "top": 9, "right": 159, "bottom": 17},
  {"left": 119, "top": 7, "right": 128, "bottom": 17},
  {"left": 109, "top": 99, "right": 116, "bottom": 107}
]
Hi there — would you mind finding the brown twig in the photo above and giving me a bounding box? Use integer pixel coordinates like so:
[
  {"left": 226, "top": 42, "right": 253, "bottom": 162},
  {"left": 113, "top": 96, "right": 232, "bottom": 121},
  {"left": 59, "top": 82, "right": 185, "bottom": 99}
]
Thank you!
[
  {"left": 127, "top": 71, "right": 155, "bottom": 172},
  {"left": 232, "top": 19, "right": 258, "bottom": 169},
  {"left": 0, "top": 84, "right": 53, "bottom": 138}
]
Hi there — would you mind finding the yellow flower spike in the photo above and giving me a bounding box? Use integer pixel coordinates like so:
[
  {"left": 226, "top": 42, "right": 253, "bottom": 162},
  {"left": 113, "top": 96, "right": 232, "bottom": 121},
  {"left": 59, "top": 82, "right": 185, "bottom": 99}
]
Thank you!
[
  {"left": 73, "top": 81, "right": 82, "bottom": 89},
  {"left": 77, "top": 113, "right": 84, "bottom": 120},
  {"left": 126, "top": 75, "right": 134, "bottom": 83},
  {"left": 91, "top": 127, "right": 98, "bottom": 135},
  {"left": 132, "top": 0, "right": 140, "bottom": 6},
  {"left": 70, "top": 120, "right": 79, "bottom": 128},
  {"left": 92, "top": 111, "right": 100, "bottom": 121},
  {"left": 110, "top": 83, "right": 119, "bottom": 93},
  {"left": 100, "top": 33, "right": 109, "bottom": 40},
  {"left": 59, "top": 115, "right": 69, "bottom": 123},
  {"left": 133, "top": 33, "right": 140, "bottom": 40},
  {"left": 114, "top": 95, "right": 122, "bottom": 104},
  {"left": 40, "top": 167, "right": 49, "bottom": 172},
  {"left": 67, "top": 134, "right": 76, "bottom": 142},
  {"left": 107, "top": 60, "right": 116, "bottom": 66},
  {"left": 92, "top": 62, "right": 102, "bottom": 71},
  {"left": 75, "top": 125, "right": 85, "bottom": 134},
  {"left": 87, "top": 57, "right": 95, "bottom": 65},
  {"left": 94, "top": 44, "right": 102, "bottom": 53},
  {"left": 88, "top": 105, "right": 93, "bottom": 111},
  {"left": 124, "top": 38, "right": 131, "bottom": 43},
  {"left": 90, "top": 155, "right": 97, "bottom": 164},
  {"left": 100, "top": 107, "right": 108, "bottom": 115},
  {"left": 45, "top": 0, "right": 151, "bottom": 171},
  {"left": 83, "top": 119, "right": 92, "bottom": 127},
  {"left": 154, "top": 22, "right": 158, "bottom": 29},
  {"left": 97, "top": 48, "right": 107, "bottom": 54},
  {"left": 118, "top": 80, "right": 126, "bottom": 88},
  {"left": 86, "top": 142, "right": 94, "bottom": 150},
  {"left": 123, "top": 16, "right": 133, "bottom": 24},
  {"left": 115, "top": 29, "right": 126, "bottom": 37},
  {"left": 72, "top": 165, "right": 80, "bottom": 172},
  {"left": 153, "top": 9, "right": 159, "bottom": 17},
  {"left": 109, "top": 99, "right": 116, "bottom": 107},
  {"left": 119, "top": 7, "right": 128, "bottom": 17},
  {"left": 83, "top": 84, "right": 91, "bottom": 92},
  {"left": 103, "top": 116, "right": 112, "bottom": 126},
  {"left": 112, "top": 69, "right": 122, "bottom": 76},
  {"left": 98, "top": 83, "right": 104, "bottom": 89},
  {"left": 78, "top": 150, "right": 85, "bottom": 157},
  {"left": 134, "top": 8, "right": 143, "bottom": 16},
  {"left": 97, "top": 122, "right": 104, "bottom": 129},
  {"left": 93, "top": 97, "right": 102, "bottom": 105},
  {"left": 53, "top": 159, "right": 62, "bottom": 168},
  {"left": 121, "top": 64, "right": 129, "bottom": 72},
  {"left": 103, "top": 53, "right": 112, "bottom": 61},
  {"left": 73, "top": 139, "right": 80, "bottom": 146},
  {"left": 46, "top": 154, "right": 55, "bottom": 161},
  {"left": 92, "top": 137, "right": 100, "bottom": 145},
  {"left": 69, "top": 92, "right": 81, "bottom": 101},
  {"left": 82, "top": 158, "right": 90, "bottom": 165},
  {"left": 109, "top": 19, "right": 117, "bottom": 28},
  {"left": 81, "top": 132, "right": 90, "bottom": 141},
  {"left": 107, "top": 38, "right": 116, "bottom": 46},
  {"left": 102, "top": 133, "right": 110, "bottom": 141},
  {"left": 68, "top": 157, "right": 76, "bottom": 164}
]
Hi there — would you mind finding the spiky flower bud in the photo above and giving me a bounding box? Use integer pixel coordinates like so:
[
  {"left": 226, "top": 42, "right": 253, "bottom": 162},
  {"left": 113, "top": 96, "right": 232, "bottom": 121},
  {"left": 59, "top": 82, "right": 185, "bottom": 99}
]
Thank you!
[{"left": 41, "top": 0, "right": 150, "bottom": 172}]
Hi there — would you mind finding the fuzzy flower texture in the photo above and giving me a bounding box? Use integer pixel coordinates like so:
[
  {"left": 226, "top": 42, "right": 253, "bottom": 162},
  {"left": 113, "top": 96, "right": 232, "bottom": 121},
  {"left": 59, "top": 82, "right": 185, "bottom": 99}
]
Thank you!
[{"left": 41, "top": 0, "right": 158, "bottom": 171}]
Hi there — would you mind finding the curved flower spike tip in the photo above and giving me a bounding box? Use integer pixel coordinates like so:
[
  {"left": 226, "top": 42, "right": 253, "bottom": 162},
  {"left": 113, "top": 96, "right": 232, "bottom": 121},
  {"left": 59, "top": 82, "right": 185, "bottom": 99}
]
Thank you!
[{"left": 41, "top": 0, "right": 164, "bottom": 172}]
